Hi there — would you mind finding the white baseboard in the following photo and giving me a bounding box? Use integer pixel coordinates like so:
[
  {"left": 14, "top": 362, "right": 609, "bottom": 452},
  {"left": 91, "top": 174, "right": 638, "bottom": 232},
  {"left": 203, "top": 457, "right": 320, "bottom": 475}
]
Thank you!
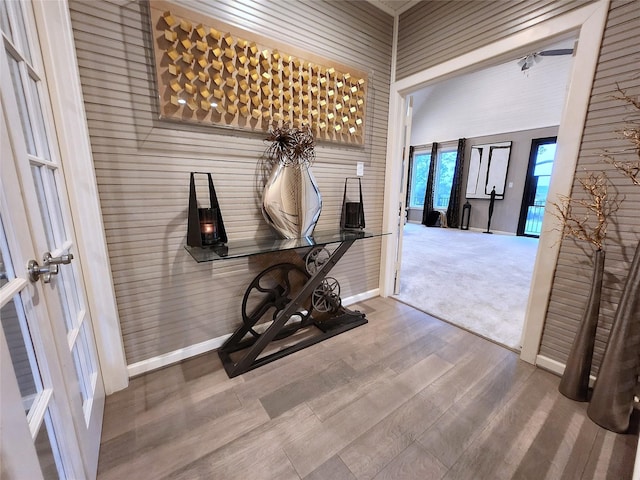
[
  {"left": 535, "top": 355, "right": 565, "bottom": 375},
  {"left": 126, "top": 288, "right": 380, "bottom": 377},
  {"left": 342, "top": 288, "right": 379, "bottom": 306},
  {"left": 536, "top": 354, "right": 597, "bottom": 386},
  {"left": 127, "top": 334, "right": 231, "bottom": 378}
]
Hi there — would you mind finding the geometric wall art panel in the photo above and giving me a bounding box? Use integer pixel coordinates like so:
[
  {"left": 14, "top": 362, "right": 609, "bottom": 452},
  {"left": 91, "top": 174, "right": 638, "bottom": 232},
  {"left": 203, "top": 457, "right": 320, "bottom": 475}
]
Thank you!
[{"left": 149, "top": 1, "right": 368, "bottom": 144}]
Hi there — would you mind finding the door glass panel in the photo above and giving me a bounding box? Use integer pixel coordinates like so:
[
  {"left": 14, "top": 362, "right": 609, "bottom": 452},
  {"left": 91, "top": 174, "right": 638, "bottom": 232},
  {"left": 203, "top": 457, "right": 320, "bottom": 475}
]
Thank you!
[
  {"left": 1, "top": 296, "right": 42, "bottom": 415},
  {"left": 31, "top": 164, "right": 56, "bottom": 246},
  {"left": 11, "top": 0, "right": 32, "bottom": 64},
  {"left": 47, "top": 168, "right": 67, "bottom": 246},
  {"left": 8, "top": 53, "right": 36, "bottom": 155},
  {"left": 65, "top": 259, "right": 82, "bottom": 313},
  {"left": 0, "top": 1, "right": 12, "bottom": 43},
  {"left": 71, "top": 322, "right": 97, "bottom": 412},
  {"left": 35, "top": 410, "right": 65, "bottom": 479},
  {"left": 0, "top": 217, "right": 43, "bottom": 416},
  {"left": 32, "top": 164, "right": 71, "bottom": 250},
  {"left": 28, "top": 73, "right": 51, "bottom": 160},
  {"left": 56, "top": 271, "right": 75, "bottom": 334},
  {"left": 79, "top": 322, "right": 97, "bottom": 383},
  {"left": 72, "top": 340, "right": 89, "bottom": 405},
  {"left": 0, "top": 237, "right": 11, "bottom": 289}
]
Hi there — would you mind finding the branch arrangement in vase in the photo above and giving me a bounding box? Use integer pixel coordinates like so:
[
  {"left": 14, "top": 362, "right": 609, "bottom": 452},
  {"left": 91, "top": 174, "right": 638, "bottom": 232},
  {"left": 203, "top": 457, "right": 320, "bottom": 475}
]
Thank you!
[
  {"left": 587, "top": 85, "right": 640, "bottom": 433},
  {"left": 602, "top": 86, "right": 640, "bottom": 186},
  {"left": 549, "top": 170, "right": 620, "bottom": 251}
]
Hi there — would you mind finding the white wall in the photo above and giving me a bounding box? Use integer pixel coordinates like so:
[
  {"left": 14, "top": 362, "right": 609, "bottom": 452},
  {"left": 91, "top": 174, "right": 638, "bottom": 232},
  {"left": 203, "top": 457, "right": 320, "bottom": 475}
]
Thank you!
[{"left": 410, "top": 41, "right": 574, "bottom": 145}]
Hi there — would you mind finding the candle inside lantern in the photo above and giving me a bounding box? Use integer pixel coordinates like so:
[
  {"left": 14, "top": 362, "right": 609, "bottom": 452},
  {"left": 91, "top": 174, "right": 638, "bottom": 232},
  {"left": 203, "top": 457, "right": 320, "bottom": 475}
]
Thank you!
[
  {"left": 199, "top": 207, "right": 219, "bottom": 245},
  {"left": 344, "top": 202, "right": 362, "bottom": 229}
]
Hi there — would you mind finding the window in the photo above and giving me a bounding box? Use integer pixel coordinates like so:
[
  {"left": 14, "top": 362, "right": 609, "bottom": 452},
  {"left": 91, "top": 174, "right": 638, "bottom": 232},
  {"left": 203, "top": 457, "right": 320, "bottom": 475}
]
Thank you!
[
  {"left": 408, "top": 145, "right": 457, "bottom": 210},
  {"left": 409, "top": 151, "right": 431, "bottom": 208},
  {"left": 433, "top": 148, "right": 457, "bottom": 209}
]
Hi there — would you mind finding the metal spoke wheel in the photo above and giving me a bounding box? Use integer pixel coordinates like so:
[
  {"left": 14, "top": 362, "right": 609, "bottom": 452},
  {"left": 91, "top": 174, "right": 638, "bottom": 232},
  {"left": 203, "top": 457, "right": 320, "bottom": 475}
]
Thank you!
[
  {"left": 305, "top": 247, "right": 331, "bottom": 275},
  {"left": 241, "top": 263, "right": 312, "bottom": 339},
  {"left": 312, "top": 277, "right": 341, "bottom": 313}
]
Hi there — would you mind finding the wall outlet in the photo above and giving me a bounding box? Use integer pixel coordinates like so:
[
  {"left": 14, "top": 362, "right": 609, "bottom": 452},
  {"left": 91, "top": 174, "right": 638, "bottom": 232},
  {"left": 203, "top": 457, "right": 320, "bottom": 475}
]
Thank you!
[
  {"left": 357, "top": 162, "right": 364, "bottom": 176},
  {"left": 508, "top": 181, "right": 513, "bottom": 188}
]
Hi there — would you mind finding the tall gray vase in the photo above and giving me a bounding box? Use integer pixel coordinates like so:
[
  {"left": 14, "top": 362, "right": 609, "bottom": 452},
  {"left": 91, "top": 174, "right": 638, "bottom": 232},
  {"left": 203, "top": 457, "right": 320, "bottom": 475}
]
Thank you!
[
  {"left": 587, "top": 241, "right": 640, "bottom": 433},
  {"left": 558, "top": 249, "right": 605, "bottom": 402}
]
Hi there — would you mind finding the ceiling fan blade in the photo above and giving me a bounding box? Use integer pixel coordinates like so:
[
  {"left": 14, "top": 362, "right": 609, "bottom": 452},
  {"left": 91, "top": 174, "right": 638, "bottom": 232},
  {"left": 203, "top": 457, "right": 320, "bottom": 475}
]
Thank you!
[{"left": 538, "top": 48, "right": 574, "bottom": 56}]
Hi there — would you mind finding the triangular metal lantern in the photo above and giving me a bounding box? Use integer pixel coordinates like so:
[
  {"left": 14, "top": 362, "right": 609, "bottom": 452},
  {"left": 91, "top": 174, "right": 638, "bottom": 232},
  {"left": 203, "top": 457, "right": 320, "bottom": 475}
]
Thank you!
[
  {"left": 187, "top": 172, "right": 227, "bottom": 247},
  {"left": 340, "top": 177, "right": 365, "bottom": 230}
]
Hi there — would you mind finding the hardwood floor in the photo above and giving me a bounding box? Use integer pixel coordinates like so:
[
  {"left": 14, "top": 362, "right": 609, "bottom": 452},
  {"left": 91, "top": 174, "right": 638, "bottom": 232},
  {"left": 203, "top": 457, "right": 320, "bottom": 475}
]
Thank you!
[{"left": 97, "top": 297, "right": 637, "bottom": 479}]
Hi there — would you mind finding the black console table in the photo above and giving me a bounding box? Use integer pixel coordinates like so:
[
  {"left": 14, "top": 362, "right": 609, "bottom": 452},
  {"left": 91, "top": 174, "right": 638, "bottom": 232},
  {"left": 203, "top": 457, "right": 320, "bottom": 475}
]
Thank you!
[{"left": 185, "top": 229, "right": 386, "bottom": 378}]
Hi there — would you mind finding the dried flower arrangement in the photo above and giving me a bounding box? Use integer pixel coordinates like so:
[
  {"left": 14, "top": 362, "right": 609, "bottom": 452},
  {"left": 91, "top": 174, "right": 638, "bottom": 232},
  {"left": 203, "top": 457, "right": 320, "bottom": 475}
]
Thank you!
[{"left": 265, "top": 123, "right": 316, "bottom": 166}]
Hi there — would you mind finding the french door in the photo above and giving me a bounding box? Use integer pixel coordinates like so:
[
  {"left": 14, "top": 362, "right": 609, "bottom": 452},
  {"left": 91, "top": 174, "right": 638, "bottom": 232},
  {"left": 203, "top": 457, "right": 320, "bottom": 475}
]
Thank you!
[
  {"left": 517, "top": 137, "right": 557, "bottom": 237},
  {"left": 1, "top": 1, "right": 104, "bottom": 478}
]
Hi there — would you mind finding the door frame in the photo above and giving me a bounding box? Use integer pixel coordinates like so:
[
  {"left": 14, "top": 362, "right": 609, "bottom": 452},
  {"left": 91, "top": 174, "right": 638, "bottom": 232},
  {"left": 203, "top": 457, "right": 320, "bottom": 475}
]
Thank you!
[
  {"left": 380, "top": 0, "right": 610, "bottom": 364},
  {"left": 517, "top": 136, "right": 557, "bottom": 237},
  {"left": 393, "top": 95, "right": 413, "bottom": 294},
  {"left": 31, "top": 0, "right": 128, "bottom": 393}
]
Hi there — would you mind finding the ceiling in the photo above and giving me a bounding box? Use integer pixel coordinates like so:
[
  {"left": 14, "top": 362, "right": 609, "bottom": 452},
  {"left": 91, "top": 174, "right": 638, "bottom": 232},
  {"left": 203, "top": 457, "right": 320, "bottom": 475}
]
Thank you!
[{"left": 367, "top": 0, "right": 422, "bottom": 16}]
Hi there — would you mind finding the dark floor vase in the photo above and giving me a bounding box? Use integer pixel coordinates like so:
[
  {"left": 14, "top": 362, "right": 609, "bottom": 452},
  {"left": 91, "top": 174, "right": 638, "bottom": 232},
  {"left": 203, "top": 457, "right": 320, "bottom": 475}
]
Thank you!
[
  {"left": 587, "top": 241, "right": 640, "bottom": 433},
  {"left": 558, "top": 249, "right": 605, "bottom": 402}
]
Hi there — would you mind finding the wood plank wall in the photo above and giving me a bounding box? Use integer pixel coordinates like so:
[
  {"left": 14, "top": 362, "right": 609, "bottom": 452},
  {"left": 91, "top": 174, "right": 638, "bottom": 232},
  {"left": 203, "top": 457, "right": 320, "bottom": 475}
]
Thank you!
[
  {"left": 68, "top": 0, "right": 393, "bottom": 365},
  {"left": 397, "top": 0, "right": 639, "bottom": 372},
  {"left": 396, "top": 0, "right": 595, "bottom": 81},
  {"left": 540, "top": 0, "right": 640, "bottom": 371}
]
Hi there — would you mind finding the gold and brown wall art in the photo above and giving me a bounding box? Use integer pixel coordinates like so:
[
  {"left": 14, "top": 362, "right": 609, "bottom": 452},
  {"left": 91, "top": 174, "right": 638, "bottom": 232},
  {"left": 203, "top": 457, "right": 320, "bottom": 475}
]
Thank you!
[{"left": 149, "top": 1, "right": 368, "bottom": 144}]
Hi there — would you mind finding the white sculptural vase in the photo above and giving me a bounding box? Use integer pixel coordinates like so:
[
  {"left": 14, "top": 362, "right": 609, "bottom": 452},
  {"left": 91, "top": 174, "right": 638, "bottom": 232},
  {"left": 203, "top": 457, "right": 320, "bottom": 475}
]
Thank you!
[{"left": 262, "top": 161, "right": 322, "bottom": 239}]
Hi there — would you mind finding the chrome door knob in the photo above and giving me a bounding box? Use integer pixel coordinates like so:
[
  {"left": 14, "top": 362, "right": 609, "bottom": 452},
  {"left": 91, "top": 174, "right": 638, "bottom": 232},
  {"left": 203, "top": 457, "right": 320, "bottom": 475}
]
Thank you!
[{"left": 28, "top": 251, "right": 73, "bottom": 283}]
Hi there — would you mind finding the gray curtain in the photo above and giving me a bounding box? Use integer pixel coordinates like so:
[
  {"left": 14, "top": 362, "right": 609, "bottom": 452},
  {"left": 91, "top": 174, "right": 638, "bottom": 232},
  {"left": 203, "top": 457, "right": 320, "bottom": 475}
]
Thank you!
[
  {"left": 421, "top": 142, "right": 438, "bottom": 225},
  {"left": 446, "top": 138, "right": 466, "bottom": 228}
]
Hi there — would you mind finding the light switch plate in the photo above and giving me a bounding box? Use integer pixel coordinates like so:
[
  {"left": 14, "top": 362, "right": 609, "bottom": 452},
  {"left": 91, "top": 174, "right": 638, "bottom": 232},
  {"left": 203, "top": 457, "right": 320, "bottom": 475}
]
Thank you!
[{"left": 357, "top": 162, "right": 364, "bottom": 176}]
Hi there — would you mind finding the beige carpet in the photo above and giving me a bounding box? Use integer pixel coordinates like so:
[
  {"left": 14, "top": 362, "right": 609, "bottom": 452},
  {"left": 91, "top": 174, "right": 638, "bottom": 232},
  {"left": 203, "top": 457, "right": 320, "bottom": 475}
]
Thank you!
[{"left": 394, "top": 223, "right": 539, "bottom": 350}]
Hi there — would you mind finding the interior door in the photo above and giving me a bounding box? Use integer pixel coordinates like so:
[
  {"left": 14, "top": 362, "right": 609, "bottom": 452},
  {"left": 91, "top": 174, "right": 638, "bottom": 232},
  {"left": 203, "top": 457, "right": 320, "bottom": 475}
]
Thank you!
[
  {"left": 1, "top": 92, "right": 85, "bottom": 480},
  {"left": 1, "top": 1, "right": 104, "bottom": 477},
  {"left": 393, "top": 95, "right": 413, "bottom": 294},
  {"left": 517, "top": 137, "right": 557, "bottom": 237}
]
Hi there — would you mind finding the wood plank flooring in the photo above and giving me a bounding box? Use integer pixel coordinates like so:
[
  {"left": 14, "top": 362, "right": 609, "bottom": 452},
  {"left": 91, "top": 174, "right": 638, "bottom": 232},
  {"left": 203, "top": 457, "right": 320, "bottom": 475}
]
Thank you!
[{"left": 97, "top": 297, "right": 638, "bottom": 479}]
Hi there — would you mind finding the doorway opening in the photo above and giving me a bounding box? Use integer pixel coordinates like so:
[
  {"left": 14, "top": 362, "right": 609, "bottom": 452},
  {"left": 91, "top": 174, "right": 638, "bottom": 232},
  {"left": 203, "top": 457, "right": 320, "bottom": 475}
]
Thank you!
[
  {"left": 381, "top": 0, "right": 608, "bottom": 363},
  {"left": 393, "top": 37, "right": 574, "bottom": 350}
]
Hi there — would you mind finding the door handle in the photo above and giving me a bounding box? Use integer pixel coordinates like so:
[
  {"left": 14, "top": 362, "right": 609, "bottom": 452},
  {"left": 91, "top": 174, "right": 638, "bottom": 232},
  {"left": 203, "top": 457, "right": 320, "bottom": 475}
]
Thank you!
[{"left": 28, "top": 252, "right": 74, "bottom": 283}]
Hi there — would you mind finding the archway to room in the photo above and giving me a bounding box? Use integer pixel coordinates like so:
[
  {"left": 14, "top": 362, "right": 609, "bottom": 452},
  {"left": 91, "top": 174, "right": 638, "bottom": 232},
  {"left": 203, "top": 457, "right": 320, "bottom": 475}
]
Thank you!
[
  {"left": 379, "top": 0, "right": 610, "bottom": 364},
  {"left": 394, "top": 39, "right": 574, "bottom": 351}
]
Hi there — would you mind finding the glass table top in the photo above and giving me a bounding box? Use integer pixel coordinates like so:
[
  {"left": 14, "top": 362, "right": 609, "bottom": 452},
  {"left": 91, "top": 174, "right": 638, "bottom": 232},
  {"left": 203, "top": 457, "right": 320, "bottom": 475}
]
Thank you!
[{"left": 185, "top": 229, "right": 388, "bottom": 262}]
